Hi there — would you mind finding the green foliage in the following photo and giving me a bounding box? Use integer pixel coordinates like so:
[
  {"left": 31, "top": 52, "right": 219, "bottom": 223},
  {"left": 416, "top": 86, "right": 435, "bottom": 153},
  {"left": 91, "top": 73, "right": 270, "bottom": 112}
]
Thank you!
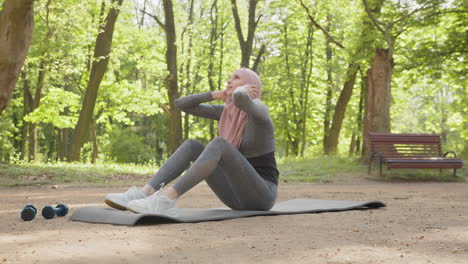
[
  {"left": 392, "top": 0, "right": 467, "bottom": 153},
  {"left": 0, "top": 117, "right": 18, "bottom": 162},
  {"left": 96, "top": 79, "right": 164, "bottom": 126},
  {"left": 0, "top": 92, "right": 23, "bottom": 162},
  {"left": 24, "top": 88, "right": 80, "bottom": 128},
  {"left": 104, "top": 127, "right": 153, "bottom": 164}
]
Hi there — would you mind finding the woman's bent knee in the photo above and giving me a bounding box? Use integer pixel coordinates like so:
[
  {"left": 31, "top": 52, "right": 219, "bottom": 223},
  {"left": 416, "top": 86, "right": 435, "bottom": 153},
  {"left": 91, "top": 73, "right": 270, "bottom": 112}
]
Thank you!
[
  {"left": 212, "top": 136, "right": 228, "bottom": 144},
  {"left": 181, "top": 139, "right": 205, "bottom": 157},
  {"left": 184, "top": 139, "right": 204, "bottom": 150},
  {"left": 184, "top": 139, "right": 203, "bottom": 146}
]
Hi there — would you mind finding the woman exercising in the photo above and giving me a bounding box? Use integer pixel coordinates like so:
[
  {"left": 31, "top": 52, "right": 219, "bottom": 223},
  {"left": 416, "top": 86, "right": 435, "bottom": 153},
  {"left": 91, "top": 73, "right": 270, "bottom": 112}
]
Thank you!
[{"left": 105, "top": 67, "right": 279, "bottom": 216}]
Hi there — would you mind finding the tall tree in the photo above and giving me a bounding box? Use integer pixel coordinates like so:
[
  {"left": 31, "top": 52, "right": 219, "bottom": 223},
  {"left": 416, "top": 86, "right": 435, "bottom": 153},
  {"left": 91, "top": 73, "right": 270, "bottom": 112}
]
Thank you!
[
  {"left": 299, "top": 23, "right": 314, "bottom": 157},
  {"left": 179, "top": 0, "right": 198, "bottom": 141},
  {"left": 301, "top": 0, "right": 360, "bottom": 155},
  {"left": 146, "top": 0, "right": 182, "bottom": 153},
  {"left": 25, "top": 0, "right": 53, "bottom": 162},
  {"left": 349, "top": 70, "right": 366, "bottom": 156},
  {"left": 327, "top": 64, "right": 359, "bottom": 154},
  {"left": 361, "top": 0, "right": 432, "bottom": 155},
  {"left": 322, "top": 17, "right": 334, "bottom": 155},
  {"left": 0, "top": 0, "right": 34, "bottom": 115},
  {"left": 362, "top": 0, "right": 392, "bottom": 142},
  {"left": 207, "top": 0, "right": 229, "bottom": 139},
  {"left": 230, "top": 0, "right": 262, "bottom": 68},
  {"left": 207, "top": 0, "right": 220, "bottom": 140},
  {"left": 69, "top": 0, "right": 124, "bottom": 161}
]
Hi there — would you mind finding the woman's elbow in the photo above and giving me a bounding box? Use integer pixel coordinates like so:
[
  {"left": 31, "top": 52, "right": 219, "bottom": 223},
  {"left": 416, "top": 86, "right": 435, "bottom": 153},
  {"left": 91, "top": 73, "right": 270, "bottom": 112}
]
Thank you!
[
  {"left": 174, "top": 98, "right": 184, "bottom": 110},
  {"left": 232, "top": 91, "right": 248, "bottom": 107}
]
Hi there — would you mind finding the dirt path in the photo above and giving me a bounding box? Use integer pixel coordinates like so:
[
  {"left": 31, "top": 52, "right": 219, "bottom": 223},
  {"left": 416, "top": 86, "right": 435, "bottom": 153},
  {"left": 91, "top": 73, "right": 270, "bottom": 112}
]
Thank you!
[{"left": 1, "top": 180, "right": 467, "bottom": 264}]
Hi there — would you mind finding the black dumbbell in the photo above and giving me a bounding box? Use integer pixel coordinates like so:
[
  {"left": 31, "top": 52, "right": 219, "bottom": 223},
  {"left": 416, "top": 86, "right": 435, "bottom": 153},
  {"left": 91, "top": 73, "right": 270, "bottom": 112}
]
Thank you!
[
  {"left": 42, "top": 204, "right": 69, "bottom": 219},
  {"left": 21, "top": 205, "right": 37, "bottom": 221}
]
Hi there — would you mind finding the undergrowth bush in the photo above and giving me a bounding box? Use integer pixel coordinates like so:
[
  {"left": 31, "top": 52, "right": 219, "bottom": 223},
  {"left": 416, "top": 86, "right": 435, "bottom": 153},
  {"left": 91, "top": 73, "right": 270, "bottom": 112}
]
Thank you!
[{"left": 105, "top": 128, "right": 153, "bottom": 164}]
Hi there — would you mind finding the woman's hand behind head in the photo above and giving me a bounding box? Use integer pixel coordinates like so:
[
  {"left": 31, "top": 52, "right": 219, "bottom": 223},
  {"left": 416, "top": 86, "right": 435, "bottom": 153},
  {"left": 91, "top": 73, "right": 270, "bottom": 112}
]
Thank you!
[
  {"left": 245, "top": 85, "right": 260, "bottom": 99},
  {"left": 212, "top": 90, "right": 228, "bottom": 101}
]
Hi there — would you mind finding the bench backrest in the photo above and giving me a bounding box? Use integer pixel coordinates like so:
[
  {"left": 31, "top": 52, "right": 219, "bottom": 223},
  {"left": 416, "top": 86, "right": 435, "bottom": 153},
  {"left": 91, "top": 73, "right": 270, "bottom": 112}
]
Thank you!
[{"left": 367, "top": 132, "right": 442, "bottom": 159}]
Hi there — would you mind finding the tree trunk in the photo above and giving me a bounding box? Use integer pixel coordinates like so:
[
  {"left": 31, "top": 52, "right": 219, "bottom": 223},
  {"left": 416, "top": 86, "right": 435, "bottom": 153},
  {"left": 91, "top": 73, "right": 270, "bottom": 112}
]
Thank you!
[
  {"left": 58, "top": 75, "right": 72, "bottom": 161},
  {"left": 28, "top": 123, "right": 37, "bottom": 162},
  {"left": 28, "top": 1, "right": 52, "bottom": 161},
  {"left": 300, "top": 24, "right": 314, "bottom": 157},
  {"left": 47, "top": 127, "right": 55, "bottom": 161},
  {"left": 327, "top": 65, "right": 359, "bottom": 154},
  {"left": 69, "top": 0, "right": 124, "bottom": 161},
  {"left": 59, "top": 126, "right": 70, "bottom": 161},
  {"left": 58, "top": 128, "right": 65, "bottom": 161},
  {"left": 22, "top": 69, "right": 36, "bottom": 162},
  {"left": 28, "top": 58, "right": 47, "bottom": 162},
  {"left": 180, "top": 0, "right": 195, "bottom": 141},
  {"left": 350, "top": 71, "right": 366, "bottom": 155},
  {"left": 161, "top": 0, "right": 183, "bottom": 154},
  {"left": 230, "top": 0, "right": 259, "bottom": 67},
  {"left": 0, "top": 0, "right": 34, "bottom": 115},
  {"left": 138, "top": 0, "right": 148, "bottom": 28},
  {"left": 283, "top": 22, "right": 298, "bottom": 156},
  {"left": 26, "top": 0, "right": 51, "bottom": 161},
  {"left": 90, "top": 119, "right": 98, "bottom": 164},
  {"left": 20, "top": 116, "right": 29, "bottom": 160},
  {"left": 323, "top": 26, "right": 333, "bottom": 155},
  {"left": 211, "top": 5, "right": 226, "bottom": 140},
  {"left": 208, "top": 0, "right": 219, "bottom": 140},
  {"left": 20, "top": 70, "right": 31, "bottom": 160},
  {"left": 363, "top": 48, "right": 393, "bottom": 157}
]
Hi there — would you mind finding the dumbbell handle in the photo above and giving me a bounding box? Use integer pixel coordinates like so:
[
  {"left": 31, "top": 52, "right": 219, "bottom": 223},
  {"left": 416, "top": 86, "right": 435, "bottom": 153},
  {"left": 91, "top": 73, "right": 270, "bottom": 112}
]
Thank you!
[{"left": 42, "top": 204, "right": 69, "bottom": 219}]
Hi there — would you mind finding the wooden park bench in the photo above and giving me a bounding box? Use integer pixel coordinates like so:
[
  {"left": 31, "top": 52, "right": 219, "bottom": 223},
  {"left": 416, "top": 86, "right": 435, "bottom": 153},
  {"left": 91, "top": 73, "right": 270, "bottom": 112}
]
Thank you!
[{"left": 367, "top": 132, "right": 464, "bottom": 177}]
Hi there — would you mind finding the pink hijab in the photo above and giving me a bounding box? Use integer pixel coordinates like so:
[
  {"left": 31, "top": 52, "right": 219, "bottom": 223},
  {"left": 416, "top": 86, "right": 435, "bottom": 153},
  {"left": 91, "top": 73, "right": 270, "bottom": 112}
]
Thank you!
[{"left": 219, "top": 68, "right": 262, "bottom": 148}]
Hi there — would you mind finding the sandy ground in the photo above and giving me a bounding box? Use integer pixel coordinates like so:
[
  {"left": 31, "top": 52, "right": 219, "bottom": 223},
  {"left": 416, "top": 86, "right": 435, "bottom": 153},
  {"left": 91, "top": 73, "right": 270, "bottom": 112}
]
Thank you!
[{"left": 1, "top": 178, "right": 467, "bottom": 264}]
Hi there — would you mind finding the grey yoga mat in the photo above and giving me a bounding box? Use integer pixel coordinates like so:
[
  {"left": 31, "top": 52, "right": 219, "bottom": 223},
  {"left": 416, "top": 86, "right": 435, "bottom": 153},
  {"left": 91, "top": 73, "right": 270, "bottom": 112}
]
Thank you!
[{"left": 70, "top": 199, "right": 386, "bottom": 226}]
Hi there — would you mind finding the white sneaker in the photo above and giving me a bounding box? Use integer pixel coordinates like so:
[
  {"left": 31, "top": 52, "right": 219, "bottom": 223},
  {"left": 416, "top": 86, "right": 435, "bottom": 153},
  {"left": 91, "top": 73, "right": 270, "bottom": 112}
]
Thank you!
[
  {"left": 105, "top": 186, "right": 147, "bottom": 210},
  {"left": 127, "top": 191, "right": 179, "bottom": 217}
]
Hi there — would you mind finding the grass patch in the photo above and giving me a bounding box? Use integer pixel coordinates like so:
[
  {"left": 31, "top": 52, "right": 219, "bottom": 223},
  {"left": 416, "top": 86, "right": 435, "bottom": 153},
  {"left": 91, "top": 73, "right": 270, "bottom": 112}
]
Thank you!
[
  {"left": 277, "top": 156, "right": 365, "bottom": 183},
  {"left": 277, "top": 156, "right": 467, "bottom": 183},
  {"left": 0, "top": 162, "right": 156, "bottom": 186},
  {"left": 0, "top": 157, "right": 466, "bottom": 186},
  {"left": 373, "top": 168, "right": 467, "bottom": 182}
]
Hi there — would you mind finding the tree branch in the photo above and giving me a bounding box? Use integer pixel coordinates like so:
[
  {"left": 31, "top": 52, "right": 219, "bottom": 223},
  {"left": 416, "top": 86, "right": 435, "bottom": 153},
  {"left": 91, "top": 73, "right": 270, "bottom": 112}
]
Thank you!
[
  {"left": 392, "top": 3, "right": 430, "bottom": 26},
  {"left": 252, "top": 44, "right": 266, "bottom": 73},
  {"left": 216, "top": 18, "right": 232, "bottom": 41},
  {"left": 141, "top": 9, "right": 165, "bottom": 29},
  {"left": 298, "top": 0, "right": 345, "bottom": 49},
  {"left": 230, "top": 0, "right": 245, "bottom": 45},
  {"left": 255, "top": 13, "right": 263, "bottom": 28},
  {"left": 392, "top": 3, "right": 431, "bottom": 40},
  {"left": 246, "top": 0, "right": 258, "bottom": 45},
  {"left": 362, "top": 0, "right": 386, "bottom": 36}
]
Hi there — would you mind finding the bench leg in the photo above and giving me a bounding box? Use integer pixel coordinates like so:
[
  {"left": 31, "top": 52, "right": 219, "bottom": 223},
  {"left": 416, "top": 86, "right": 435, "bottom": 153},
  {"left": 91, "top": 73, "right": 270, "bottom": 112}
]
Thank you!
[{"left": 453, "top": 169, "right": 457, "bottom": 177}]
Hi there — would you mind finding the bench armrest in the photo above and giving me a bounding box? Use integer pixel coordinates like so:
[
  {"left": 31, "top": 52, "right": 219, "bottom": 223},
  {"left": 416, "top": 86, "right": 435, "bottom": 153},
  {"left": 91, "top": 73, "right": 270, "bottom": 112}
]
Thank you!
[{"left": 443, "top": 151, "right": 458, "bottom": 158}]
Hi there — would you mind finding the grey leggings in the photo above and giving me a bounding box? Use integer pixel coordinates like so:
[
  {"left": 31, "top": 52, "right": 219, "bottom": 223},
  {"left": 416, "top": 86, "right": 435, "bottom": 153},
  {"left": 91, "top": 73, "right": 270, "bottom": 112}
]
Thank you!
[{"left": 148, "top": 137, "right": 277, "bottom": 211}]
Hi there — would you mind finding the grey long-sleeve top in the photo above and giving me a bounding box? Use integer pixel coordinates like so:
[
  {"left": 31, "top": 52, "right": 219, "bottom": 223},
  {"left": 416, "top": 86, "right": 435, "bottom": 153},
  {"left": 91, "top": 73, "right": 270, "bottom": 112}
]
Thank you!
[{"left": 174, "top": 86, "right": 276, "bottom": 158}]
